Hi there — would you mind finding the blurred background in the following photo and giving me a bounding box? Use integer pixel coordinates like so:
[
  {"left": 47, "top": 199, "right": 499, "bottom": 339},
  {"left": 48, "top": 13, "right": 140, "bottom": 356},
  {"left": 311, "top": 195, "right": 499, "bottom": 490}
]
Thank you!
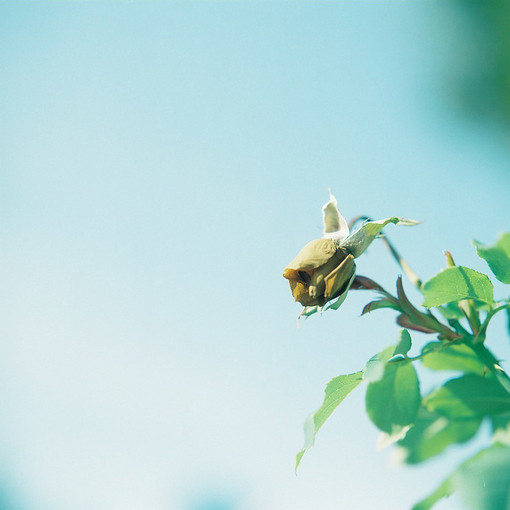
[{"left": 1, "top": 1, "right": 509, "bottom": 509}]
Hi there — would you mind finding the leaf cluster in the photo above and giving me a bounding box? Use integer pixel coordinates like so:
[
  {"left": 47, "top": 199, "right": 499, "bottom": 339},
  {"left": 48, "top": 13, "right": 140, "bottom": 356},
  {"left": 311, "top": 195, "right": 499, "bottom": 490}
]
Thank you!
[{"left": 295, "top": 232, "right": 510, "bottom": 510}]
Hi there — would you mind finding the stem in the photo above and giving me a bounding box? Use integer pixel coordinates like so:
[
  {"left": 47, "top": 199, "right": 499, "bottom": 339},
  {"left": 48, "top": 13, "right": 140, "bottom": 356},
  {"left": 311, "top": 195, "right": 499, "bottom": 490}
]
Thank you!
[
  {"left": 466, "top": 339, "right": 510, "bottom": 395},
  {"left": 475, "top": 303, "right": 510, "bottom": 343},
  {"left": 386, "top": 341, "right": 453, "bottom": 365}
]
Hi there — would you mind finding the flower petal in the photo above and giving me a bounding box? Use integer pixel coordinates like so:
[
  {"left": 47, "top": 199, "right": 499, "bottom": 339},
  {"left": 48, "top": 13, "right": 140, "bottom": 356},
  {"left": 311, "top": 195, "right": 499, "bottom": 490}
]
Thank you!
[{"left": 322, "top": 190, "right": 349, "bottom": 242}]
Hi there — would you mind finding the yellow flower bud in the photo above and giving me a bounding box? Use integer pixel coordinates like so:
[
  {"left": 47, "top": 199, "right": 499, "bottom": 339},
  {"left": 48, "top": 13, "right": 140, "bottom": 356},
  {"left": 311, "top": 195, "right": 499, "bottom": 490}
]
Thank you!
[{"left": 283, "top": 239, "right": 356, "bottom": 307}]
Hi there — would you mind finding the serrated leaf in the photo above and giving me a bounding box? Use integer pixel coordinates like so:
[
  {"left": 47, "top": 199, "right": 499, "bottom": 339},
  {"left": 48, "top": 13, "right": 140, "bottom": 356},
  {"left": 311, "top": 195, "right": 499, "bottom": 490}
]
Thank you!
[
  {"left": 341, "top": 217, "right": 419, "bottom": 259},
  {"left": 295, "top": 371, "right": 363, "bottom": 470},
  {"left": 366, "top": 361, "right": 421, "bottom": 434},
  {"left": 399, "top": 407, "right": 481, "bottom": 464},
  {"left": 474, "top": 233, "right": 510, "bottom": 284},
  {"left": 421, "top": 266, "right": 494, "bottom": 308},
  {"left": 424, "top": 374, "right": 510, "bottom": 420},
  {"left": 421, "top": 342, "right": 486, "bottom": 375}
]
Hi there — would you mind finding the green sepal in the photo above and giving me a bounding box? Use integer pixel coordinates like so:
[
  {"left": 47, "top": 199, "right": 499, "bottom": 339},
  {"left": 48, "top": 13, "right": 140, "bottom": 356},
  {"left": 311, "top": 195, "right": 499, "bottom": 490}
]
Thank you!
[{"left": 341, "top": 217, "right": 419, "bottom": 259}]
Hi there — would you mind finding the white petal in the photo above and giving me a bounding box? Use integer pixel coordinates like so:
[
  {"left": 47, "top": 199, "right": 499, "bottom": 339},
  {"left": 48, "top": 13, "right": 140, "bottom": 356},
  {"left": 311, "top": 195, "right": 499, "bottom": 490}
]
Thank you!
[{"left": 322, "top": 190, "right": 349, "bottom": 242}]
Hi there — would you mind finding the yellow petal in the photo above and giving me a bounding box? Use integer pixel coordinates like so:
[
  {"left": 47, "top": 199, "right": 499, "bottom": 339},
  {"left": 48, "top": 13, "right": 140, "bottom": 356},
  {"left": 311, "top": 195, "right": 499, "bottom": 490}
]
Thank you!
[
  {"left": 284, "top": 238, "right": 338, "bottom": 272},
  {"left": 289, "top": 280, "right": 318, "bottom": 306},
  {"left": 324, "top": 254, "right": 356, "bottom": 299}
]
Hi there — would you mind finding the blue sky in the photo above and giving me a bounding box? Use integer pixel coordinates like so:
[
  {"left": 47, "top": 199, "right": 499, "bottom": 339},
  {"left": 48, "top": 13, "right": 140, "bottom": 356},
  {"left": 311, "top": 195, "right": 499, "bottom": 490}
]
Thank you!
[{"left": 2, "top": 2, "right": 510, "bottom": 510}]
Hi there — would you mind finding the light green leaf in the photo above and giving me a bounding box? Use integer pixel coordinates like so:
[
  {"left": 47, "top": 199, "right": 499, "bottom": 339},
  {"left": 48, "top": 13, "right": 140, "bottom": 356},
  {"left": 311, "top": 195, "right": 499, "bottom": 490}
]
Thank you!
[
  {"left": 399, "top": 407, "right": 481, "bottom": 464},
  {"left": 394, "top": 329, "right": 412, "bottom": 356},
  {"left": 474, "top": 233, "right": 510, "bottom": 284},
  {"left": 363, "top": 346, "right": 396, "bottom": 383},
  {"left": 492, "top": 413, "right": 510, "bottom": 446},
  {"left": 424, "top": 374, "right": 510, "bottom": 420},
  {"left": 421, "top": 342, "right": 486, "bottom": 375},
  {"left": 295, "top": 371, "right": 363, "bottom": 470},
  {"left": 421, "top": 266, "right": 494, "bottom": 308},
  {"left": 341, "top": 217, "right": 419, "bottom": 259},
  {"left": 413, "top": 445, "right": 510, "bottom": 510},
  {"left": 439, "top": 301, "right": 465, "bottom": 320},
  {"left": 364, "top": 330, "right": 411, "bottom": 382},
  {"left": 366, "top": 361, "right": 421, "bottom": 434},
  {"left": 412, "top": 475, "right": 454, "bottom": 510},
  {"left": 455, "top": 444, "right": 510, "bottom": 510}
]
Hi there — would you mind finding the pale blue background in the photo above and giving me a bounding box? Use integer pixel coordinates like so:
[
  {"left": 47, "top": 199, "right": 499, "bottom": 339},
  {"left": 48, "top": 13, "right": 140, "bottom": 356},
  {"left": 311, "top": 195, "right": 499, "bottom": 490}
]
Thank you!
[{"left": 2, "top": 2, "right": 509, "bottom": 510}]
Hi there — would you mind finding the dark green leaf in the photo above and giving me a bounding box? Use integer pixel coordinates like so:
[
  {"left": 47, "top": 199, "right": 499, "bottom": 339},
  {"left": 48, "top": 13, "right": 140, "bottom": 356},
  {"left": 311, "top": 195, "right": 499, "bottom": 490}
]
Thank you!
[
  {"left": 421, "top": 342, "right": 486, "bottom": 375},
  {"left": 413, "top": 445, "right": 510, "bottom": 510},
  {"left": 295, "top": 371, "right": 363, "bottom": 470},
  {"left": 399, "top": 407, "right": 481, "bottom": 464},
  {"left": 455, "top": 444, "right": 510, "bottom": 510},
  {"left": 491, "top": 413, "right": 510, "bottom": 445},
  {"left": 424, "top": 374, "right": 510, "bottom": 420},
  {"left": 474, "top": 233, "right": 510, "bottom": 284},
  {"left": 366, "top": 361, "right": 421, "bottom": 434},
  {"left": 439, "top": 301, "right": 464, "bottom": 320},
  {"left": 422, "top": 266, "right": 494, "bottom": 308}
]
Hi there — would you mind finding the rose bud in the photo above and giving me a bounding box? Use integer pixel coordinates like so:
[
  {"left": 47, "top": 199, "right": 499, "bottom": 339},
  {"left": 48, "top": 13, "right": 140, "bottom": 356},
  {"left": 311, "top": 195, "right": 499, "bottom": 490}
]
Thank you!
[
  {"left": 283, "top": 191, "right": 419, "bottom": 316},
  {"left": 283, "top": 239, "right": 356, "bottom": 307}
]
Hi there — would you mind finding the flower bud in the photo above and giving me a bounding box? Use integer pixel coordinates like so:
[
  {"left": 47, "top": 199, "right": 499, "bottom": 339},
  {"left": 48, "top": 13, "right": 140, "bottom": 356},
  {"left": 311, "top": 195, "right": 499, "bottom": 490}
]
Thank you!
[{"left": 283, "top": 239, "right": 356, "bottom": 307}]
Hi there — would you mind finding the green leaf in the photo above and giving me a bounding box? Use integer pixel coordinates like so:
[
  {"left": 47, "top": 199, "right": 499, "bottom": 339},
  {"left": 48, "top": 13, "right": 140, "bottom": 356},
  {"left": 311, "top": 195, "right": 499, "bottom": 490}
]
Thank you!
[
  {"left": 394, "top": 329, "right": 412, "bottom": 356},
  {"left": 507, "top": 306, "right": 510, "bottom": 337},
  {"left": 491, "top": 413, "right": 510, "bottom": 446},
  {"left": 474, "top": 233, "right": 510, "bottom": 284},
  {"left": 363, "top": 345, "right": 396, "bottom": 382},
  {"left": 439, "top": 301, "right": 465, "bottom": 320},
  {"left": 421, "top": 342, "right": 486, "bottom": 375},
  {"left": 424, "top": 374, "right": 510, "bottom": 420},
  {"left": 295, "top": 371, "right": 363, "bottom": 470},
  {"left": 412, "top": 475, "right": 454, "bottom": 510},
  {"left": 366, "top": 361, "right": 421, "bottom": 434},
  {"left": 399, "top": 407, "right": 481, "bottom": 464},
  {"left": 413, "top": 445, "right": 510, "bottom": 510},
  {"left": 363, "top": 330, "right": 412, "bottom": 382},
  {"left": 341, "top": 217, "right": 419, "bottom": 259},
  {"left": 421, "top": 266, "right": 494, "bottom": 308},
  {"left": 455, "top": 444, "right": 510, "bottom": 510}
]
